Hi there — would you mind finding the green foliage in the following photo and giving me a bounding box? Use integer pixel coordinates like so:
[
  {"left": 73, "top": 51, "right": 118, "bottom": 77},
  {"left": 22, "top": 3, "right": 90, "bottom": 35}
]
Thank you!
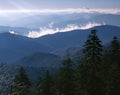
[
  {"left": 11, "top": 67, "right": 31, "bottom": 95},
  {"left": 103, "top": 36, "right": 120, "bottom": 95},
  {"left": 55, "top": 58, "right": 75, "bottom": 95},
  {"left": 111, "top": 36, "right": 120, "bottom": 54},
  {"left": 0, "top": 64, "right": 19, "bottom": 95},
  {"left": 33, "top": 76, "right": 43, "bottom": 95},
  {"left": 75, "top": 29, "right": 105, "bottom": 95},
  {"left": 83, "top": 29, "right": 103, "bottom": 72},
  {"left": 42, "top": 70, "right": 54, "bottom": 95}
]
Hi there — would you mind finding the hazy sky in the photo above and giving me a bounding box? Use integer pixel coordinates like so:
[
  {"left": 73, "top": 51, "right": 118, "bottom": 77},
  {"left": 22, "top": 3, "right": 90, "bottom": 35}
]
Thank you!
[{"left": 0, "top": 0, "right": 120, "bottom": 10}]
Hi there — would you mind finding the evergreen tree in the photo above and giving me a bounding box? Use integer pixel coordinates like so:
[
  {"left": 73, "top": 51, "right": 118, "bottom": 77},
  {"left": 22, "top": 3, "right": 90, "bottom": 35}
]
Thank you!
[
  {"left": 34, "top": 76, "right": 43, "bottom": 95},
  {"left": 111, "top": 36, "right": 120, "bottom": 54},
  {"left": 110, "top": 36, "right": 120, "bottom": 64},
  {"left": 76, "top": 30, "right": 104, "bottom": 95},
  {"left": 83, "top": 29, "right": 103, "bottom": 73},
  {"left": 105, "top": 36, "right": 120, "bottom": 95},
  {"left": 11, "top": 67, "right": 31, "bottom": 95},
  {"left": 56, "top": 58, "right": 74, "bottom": 95},
  {"left": 42, "top": 70, "right": 54, "bottom": 95}
]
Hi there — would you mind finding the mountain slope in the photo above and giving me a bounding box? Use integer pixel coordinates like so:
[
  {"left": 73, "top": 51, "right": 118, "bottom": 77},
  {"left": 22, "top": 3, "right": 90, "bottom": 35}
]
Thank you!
[
  {"left": 35, "top": 25, "right": 120, "bottom": 53},
  {"left": 14, "top": 52, "right": 61, "bottom": 68},
  {"left": 0, "top": 33, "right": 51, "bottom": 62},
  {"left": 0, "top": 26, "right": 32, "bottom": 35},
  {"left": 0, "top": 25, "right": 120, "bottom": 63}
]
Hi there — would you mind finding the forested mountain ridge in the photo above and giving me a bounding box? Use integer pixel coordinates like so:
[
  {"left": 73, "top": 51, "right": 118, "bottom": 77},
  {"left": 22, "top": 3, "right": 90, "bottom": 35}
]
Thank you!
[
  {"left": 0, "top": 25, "right": 119, "bottom": 63},
  {"left": 0, "top": 25, "right": 120, "bottom": 95}
]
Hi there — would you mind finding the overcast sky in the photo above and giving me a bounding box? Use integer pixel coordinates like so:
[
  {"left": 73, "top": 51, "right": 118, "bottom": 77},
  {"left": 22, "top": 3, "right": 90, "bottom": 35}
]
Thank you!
[{"left": 0, "top": 0, "right": 120, "bottom": 10}]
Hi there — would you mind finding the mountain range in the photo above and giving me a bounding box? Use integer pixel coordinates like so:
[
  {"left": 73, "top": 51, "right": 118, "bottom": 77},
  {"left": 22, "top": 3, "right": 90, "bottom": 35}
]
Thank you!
[
  {"left": 0, "top": 24, "right": 120, "bottom": 94},
  {"left": 0, "top": 25, "right": 120, "bottom": 65},
  {"left": 35, "top": 25, "right": 120, "bottom": 54}
]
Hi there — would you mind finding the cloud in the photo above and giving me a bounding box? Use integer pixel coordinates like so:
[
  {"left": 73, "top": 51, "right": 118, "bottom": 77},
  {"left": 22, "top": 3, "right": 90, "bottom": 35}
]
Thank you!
[
  {"left": 78, "top": 22, "right": 105, "bottom": 30},
  {"left": 9, "top": 30, "right": 18, "bottom": 35},
  {"left": 27, "top": 22, "right": 104, "bottom": 38},
  {"left": 0, "top": 8, "right": 120, "bottom": 14},
  {"left": 48, "top": 22, "right": 54, "bottom": 28}
]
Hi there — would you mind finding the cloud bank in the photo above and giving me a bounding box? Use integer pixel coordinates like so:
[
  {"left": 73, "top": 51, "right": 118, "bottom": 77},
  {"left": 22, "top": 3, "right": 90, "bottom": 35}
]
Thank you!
[
  {"left": 27, "top": 22, "right": 104, "bottom": 38},
  {"left": 0, "top": 8, "right": 120, "bottom": 14}
]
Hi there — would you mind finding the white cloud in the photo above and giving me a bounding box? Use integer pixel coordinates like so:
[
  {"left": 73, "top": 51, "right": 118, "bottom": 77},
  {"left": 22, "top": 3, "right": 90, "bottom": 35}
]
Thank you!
[
  {"left": 0, "top": 8, "right": 120, "bottom": 14},
  {"left": 27, "top": 22, "right": 104, "bottom": 38},
  {"left": 9, "top": 30, "right": 18, "bottom": 35},
  {"left": 0, "top": 8, "right": 119, "bottom": 23},
  {"left": 48, "top": 22, "right": 54, "bottom": 28},
  {"left": 79, "top": 22, "right": 105, "bottom": 30}
]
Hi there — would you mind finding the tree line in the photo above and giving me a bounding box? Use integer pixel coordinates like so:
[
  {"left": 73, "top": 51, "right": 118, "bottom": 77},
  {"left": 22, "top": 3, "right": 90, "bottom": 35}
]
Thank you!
[{"left": 10, "top": 30, "right": 120, "bottom": 95}]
